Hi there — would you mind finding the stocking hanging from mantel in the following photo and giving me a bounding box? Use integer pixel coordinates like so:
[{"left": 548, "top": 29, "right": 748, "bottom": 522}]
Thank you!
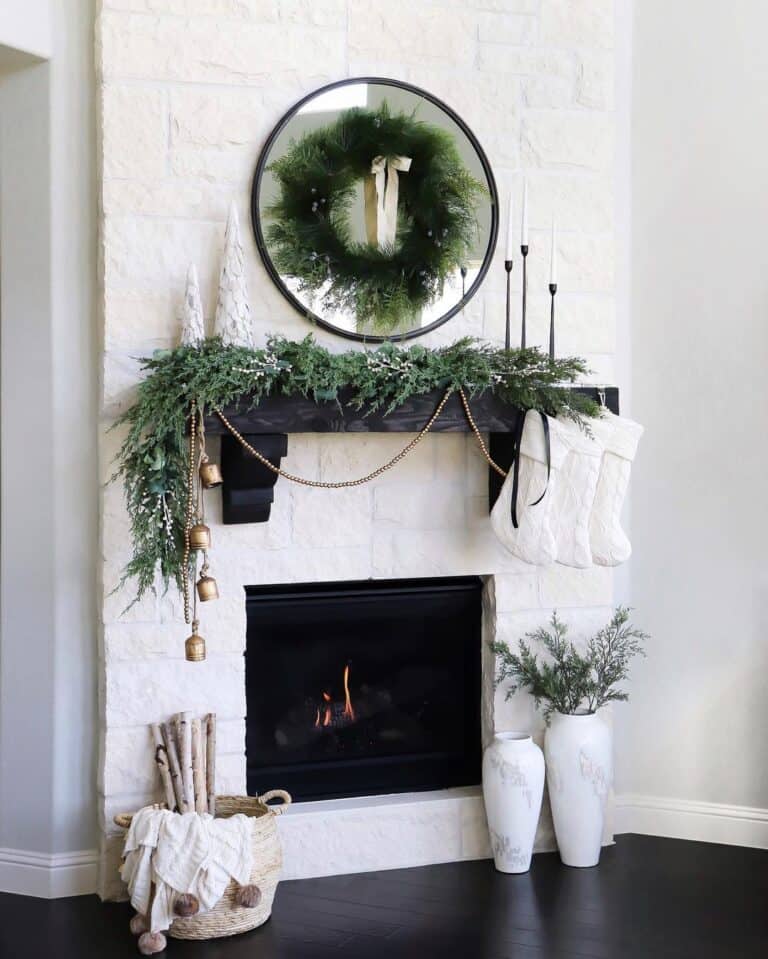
[
  {"left": 490, "top": 413, "right": 570, "bottom": 566},
  {"left": 549, "top": 416, "right": 603, "bottom": 569},
  {"left": 588, "top": 411, "right": 644, "bottom": 567},
  {"left": 490, "top": 409, "right": 643, "bottom": 569}
]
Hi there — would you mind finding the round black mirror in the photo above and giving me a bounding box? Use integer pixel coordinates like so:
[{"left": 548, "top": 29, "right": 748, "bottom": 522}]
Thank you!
[{"left": 252, "top": 78, "right": 498, "bottom": 342}]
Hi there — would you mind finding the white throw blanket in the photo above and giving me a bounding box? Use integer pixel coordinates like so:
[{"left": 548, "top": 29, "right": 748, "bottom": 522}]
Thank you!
[{"left": 121, "top": 806, "right": 254, "bottom": 934}]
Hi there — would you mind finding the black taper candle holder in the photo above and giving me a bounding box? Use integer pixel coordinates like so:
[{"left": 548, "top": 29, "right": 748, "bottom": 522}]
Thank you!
[
  {"left": 520, "top": 245, "right": 529, "bottom": 349},
  {"left": 548, "top": 282, "right": 557, "bottom": 360},
  {"left": 504, "top": 260, "right": 513, "bottom": 349}
]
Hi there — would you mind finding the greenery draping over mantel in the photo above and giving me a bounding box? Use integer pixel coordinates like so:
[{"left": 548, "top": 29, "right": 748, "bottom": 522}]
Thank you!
[{"left": 113, "top": 336, "right": 598, "bottom": 604}]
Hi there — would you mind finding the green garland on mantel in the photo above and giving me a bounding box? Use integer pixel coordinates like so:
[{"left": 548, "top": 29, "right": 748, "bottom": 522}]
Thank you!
[{"left": 113, "top": 336, "right": 597, "bottom": 604}]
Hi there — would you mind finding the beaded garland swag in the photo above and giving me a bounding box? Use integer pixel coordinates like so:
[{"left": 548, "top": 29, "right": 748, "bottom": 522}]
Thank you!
[{"left": 113, "top": 335, "right": 598, "bottom": 608}]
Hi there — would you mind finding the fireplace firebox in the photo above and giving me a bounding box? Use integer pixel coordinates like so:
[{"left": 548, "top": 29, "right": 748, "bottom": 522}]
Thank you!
[{"left": 245, "top": 577, "right": 483, "bottom": 801}]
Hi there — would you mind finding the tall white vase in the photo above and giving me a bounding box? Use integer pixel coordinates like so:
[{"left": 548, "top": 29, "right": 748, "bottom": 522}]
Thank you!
[
  {"left": 482, "top": 732, "right": 545, "bottom": 874},
  {"left": 544, "top": 711, "right": 612, "bottom": 868}
]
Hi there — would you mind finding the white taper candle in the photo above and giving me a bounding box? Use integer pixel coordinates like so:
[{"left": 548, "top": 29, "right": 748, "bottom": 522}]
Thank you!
[
  {"left": 505, "top": 191, "right": 514, "bottom": 261},
  {"left": 550, "top": 216, "right": 558, "bottom": 285},
  {"left": 521, "top": 178, "right": 529, "bottom": 247}
]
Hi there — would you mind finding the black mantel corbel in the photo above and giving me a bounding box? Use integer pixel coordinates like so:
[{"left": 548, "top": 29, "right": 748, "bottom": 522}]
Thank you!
[{"left": 203, "top": 387, "right": 619, "bottom": 525}]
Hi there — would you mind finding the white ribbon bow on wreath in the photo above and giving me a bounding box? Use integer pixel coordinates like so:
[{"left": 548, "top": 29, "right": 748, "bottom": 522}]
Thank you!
[{"left": 365, "top": 155, "right": 412, "bottom": 250}]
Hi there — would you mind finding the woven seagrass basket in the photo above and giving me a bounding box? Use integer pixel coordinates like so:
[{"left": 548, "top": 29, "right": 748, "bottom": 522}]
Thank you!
[{"left": 114, "top": 791, "right": 291, "bottom": 941}]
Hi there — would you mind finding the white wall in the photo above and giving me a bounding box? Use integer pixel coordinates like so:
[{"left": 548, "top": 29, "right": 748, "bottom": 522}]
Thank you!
[
  {"left": 0, "top": 0, "right": 98, "bottom": 895},
  {"left": 617, "top": 0, "right": 768, "bottom": 836},
  {"left": 0, "top": 59, "right": 57, "bottom": 856},
  {"left": 0, "top": 0, "right": 51, "bottom": 62}
]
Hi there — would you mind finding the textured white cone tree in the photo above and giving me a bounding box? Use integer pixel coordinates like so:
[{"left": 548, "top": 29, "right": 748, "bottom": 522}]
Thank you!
[
  {"left": 214, "top": 203, "right": 255, "bottom": 348},
  {"left": 179, "top": 263, "right": 206, "bottom": 347}
]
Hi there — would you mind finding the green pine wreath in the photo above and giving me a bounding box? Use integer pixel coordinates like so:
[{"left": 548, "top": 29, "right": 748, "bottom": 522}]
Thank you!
[{"left": 265, "top": 103, "right": 486, "bottom": 334}]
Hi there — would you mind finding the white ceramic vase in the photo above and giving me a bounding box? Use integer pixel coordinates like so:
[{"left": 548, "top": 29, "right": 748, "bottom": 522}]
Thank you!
[
  {"left": 482, "top": 732, "right": 545, "bottom": 874},
  {"left": 544, "top": 711, "right": 612, "bottom": 868}
]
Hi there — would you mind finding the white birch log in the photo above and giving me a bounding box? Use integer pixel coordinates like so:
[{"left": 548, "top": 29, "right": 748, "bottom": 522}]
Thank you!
[
  {"left": 178, "top": 711, "right": 195, "bottom": 813},
  {"left": 180, "top": 263, "right": 206, "bottom": 347},
  {"left": 213, "top": 203, "right": 254, "bottom": 348},
  {"left": 162, "top": 721, "right": 185, "bottom": 813},
  {"left": 151, "top": 723, "right": 176, "bottom": 812},
  {"left": 205, "top": 712, "right": 217, "bottom": 817},
  {"left": 191, "top": 717, "right": 207, "bottom": 814}
]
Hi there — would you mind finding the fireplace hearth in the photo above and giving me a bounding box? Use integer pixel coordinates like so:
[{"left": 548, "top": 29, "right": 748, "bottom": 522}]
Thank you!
[{"left": 245, "top": 577, "right": 483, "bottom": 801}]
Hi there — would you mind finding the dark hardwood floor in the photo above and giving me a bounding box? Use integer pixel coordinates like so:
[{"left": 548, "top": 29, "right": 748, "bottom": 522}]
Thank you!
[{"left": 1, "top": 836, "right": 766, "bottom": 958}]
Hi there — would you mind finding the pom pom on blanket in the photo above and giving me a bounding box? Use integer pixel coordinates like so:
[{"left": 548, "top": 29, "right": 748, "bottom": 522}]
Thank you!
[
  {"left": 173, "top": 893, "right": 200, "bottom": 917},
  {"left": 138, "top": 931, "right": 166, "bottom": 955},
  {"left": 234, "top": 883, "right": 262, "bottom": 908}
]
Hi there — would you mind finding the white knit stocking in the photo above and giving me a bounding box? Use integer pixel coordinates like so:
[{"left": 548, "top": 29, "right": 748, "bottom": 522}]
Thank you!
[
  {"left": 550, "top": 417, "right": 603, "bottom": 569},
  {"left": 490, "top": 414, "right": 569, "bottom": 566},
  {"left": 588, "top": 411, "right": 644, "bottom": 566}
]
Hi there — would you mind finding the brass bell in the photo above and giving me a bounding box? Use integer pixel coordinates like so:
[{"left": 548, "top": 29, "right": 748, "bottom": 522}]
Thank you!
[
  {"left": 188, "top": 523, "right": 211, "bottom": 550},
  {"left": 199, "top": 459, "right": 223, "bottom": 489},
  {"left": 185, "top": 631, "right": 206, "bottom": 662},
  {"left": 196, "top": 574, "right": 219, "bottom": 602}
]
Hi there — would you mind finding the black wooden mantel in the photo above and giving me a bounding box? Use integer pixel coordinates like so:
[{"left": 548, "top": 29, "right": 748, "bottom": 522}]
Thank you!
[{"left": 202, "top": 386, "right": 619, "bottom": 524}]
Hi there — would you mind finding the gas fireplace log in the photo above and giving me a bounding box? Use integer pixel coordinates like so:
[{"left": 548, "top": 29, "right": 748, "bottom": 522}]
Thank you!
[
  {"left": 205, "top": 712, "right": 217, "bottom": 817},
  {"left": 178, "top": 712, "right": 195, "bottom": 813},
  {"left": 162, "top": 721, "right": 186, "bottom": 812},
  {"left": 151, "top": 723, "right": 177, "bottom": 812},
  {"left": 191, "top": 717, "right": 207, "bottom": 814}
]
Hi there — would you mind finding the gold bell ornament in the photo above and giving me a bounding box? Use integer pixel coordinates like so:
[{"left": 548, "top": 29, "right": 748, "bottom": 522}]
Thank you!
[
  {"left": 199, "top": 456, "right": 223, "bottom": 489},
  {"left": 189, "top": 522, "right": 211, "bottom": 550},
  {"left": 196, "top": 570, "right": 219, "bottom": 602},
  {"left": 185, "top": 625, "right": 206, "bottom": 662}
]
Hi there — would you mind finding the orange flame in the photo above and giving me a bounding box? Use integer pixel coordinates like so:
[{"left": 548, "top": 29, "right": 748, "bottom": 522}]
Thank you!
[
  {"left": 313, "top": 666, "right": 356, "bottom": 727},
  {"left": 343, "top": 665, "right": 355, "bottom": 721}
]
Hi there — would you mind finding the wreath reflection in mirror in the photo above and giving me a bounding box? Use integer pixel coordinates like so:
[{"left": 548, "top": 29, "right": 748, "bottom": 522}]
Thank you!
[{"left": 264, "top": 103, "right": 485, "bottom": 335}]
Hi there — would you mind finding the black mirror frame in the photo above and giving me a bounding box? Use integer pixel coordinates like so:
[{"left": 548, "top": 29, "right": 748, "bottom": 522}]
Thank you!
[{"left": 251, "top": 77, "right": 499, "bottom": 343}]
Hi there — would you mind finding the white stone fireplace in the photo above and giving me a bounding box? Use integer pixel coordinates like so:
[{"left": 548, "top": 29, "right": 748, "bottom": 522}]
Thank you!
[
  {"left": 99, "top": 424, "right": 615, "bottom": 896},
  {"left": 96, "top": 0, "right": 618, "bottom": 899}
]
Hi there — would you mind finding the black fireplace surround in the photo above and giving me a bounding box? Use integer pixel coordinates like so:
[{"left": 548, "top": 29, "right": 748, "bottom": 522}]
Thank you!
[{"left": 246, "top": 577, "right": 483, "bottom": 801}]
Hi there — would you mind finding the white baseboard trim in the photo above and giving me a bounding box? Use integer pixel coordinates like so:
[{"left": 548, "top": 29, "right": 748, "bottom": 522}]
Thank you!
[
  {"left": 0, "top": 847, "right": 98, "bottom": 898},
  {"left": 615, "top": 794, "right": 768, "bottom": 849},
  {"left": 3, "top": 795, "right": 767, "bottom": 898}
]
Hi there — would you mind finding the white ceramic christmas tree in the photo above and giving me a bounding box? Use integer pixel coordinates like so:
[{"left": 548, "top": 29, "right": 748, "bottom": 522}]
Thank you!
[
  {"left": 213, "top": 202, "right": 254, "bottom": 348},
  {"left": 179, "top": 263, "right": 206, "bottom": 347}
]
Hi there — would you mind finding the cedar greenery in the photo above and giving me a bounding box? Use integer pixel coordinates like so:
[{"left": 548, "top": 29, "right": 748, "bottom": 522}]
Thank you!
[
  {"left": 265, "top": 102, "right": 485, "bottom": 333},
  {"left": 113, "top": 335, "right": 598, "bottom": 605},
  {"left": 491, "top": 608, "right": 648, "bottom": 720}
]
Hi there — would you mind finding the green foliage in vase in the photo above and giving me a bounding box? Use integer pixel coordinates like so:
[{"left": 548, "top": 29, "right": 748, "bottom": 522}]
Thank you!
[
  {"left": 491, "top": 607, "right": 648, "bottom": 720},
  {"left": 265, "top": 102, "right": 486, "bottom": 333},
  {"left": 112, "top": 336, "right": 598, "bottom": 605}
]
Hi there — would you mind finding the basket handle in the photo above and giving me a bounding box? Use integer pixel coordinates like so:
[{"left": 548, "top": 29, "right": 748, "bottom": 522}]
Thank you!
[
  {"left": 114, "top": 803, "right": 167, "bottom": 830},
  {"left": 258, "top": 789, "right": 292, "bottom": 814}
]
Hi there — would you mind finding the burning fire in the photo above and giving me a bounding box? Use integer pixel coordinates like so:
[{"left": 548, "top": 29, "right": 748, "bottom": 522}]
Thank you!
[
  {"left": 343, "top": 665, "right": 355, "bottom": 721},
  {"left": 314, "top": 664, "right": 356, "bottom": 728}
]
